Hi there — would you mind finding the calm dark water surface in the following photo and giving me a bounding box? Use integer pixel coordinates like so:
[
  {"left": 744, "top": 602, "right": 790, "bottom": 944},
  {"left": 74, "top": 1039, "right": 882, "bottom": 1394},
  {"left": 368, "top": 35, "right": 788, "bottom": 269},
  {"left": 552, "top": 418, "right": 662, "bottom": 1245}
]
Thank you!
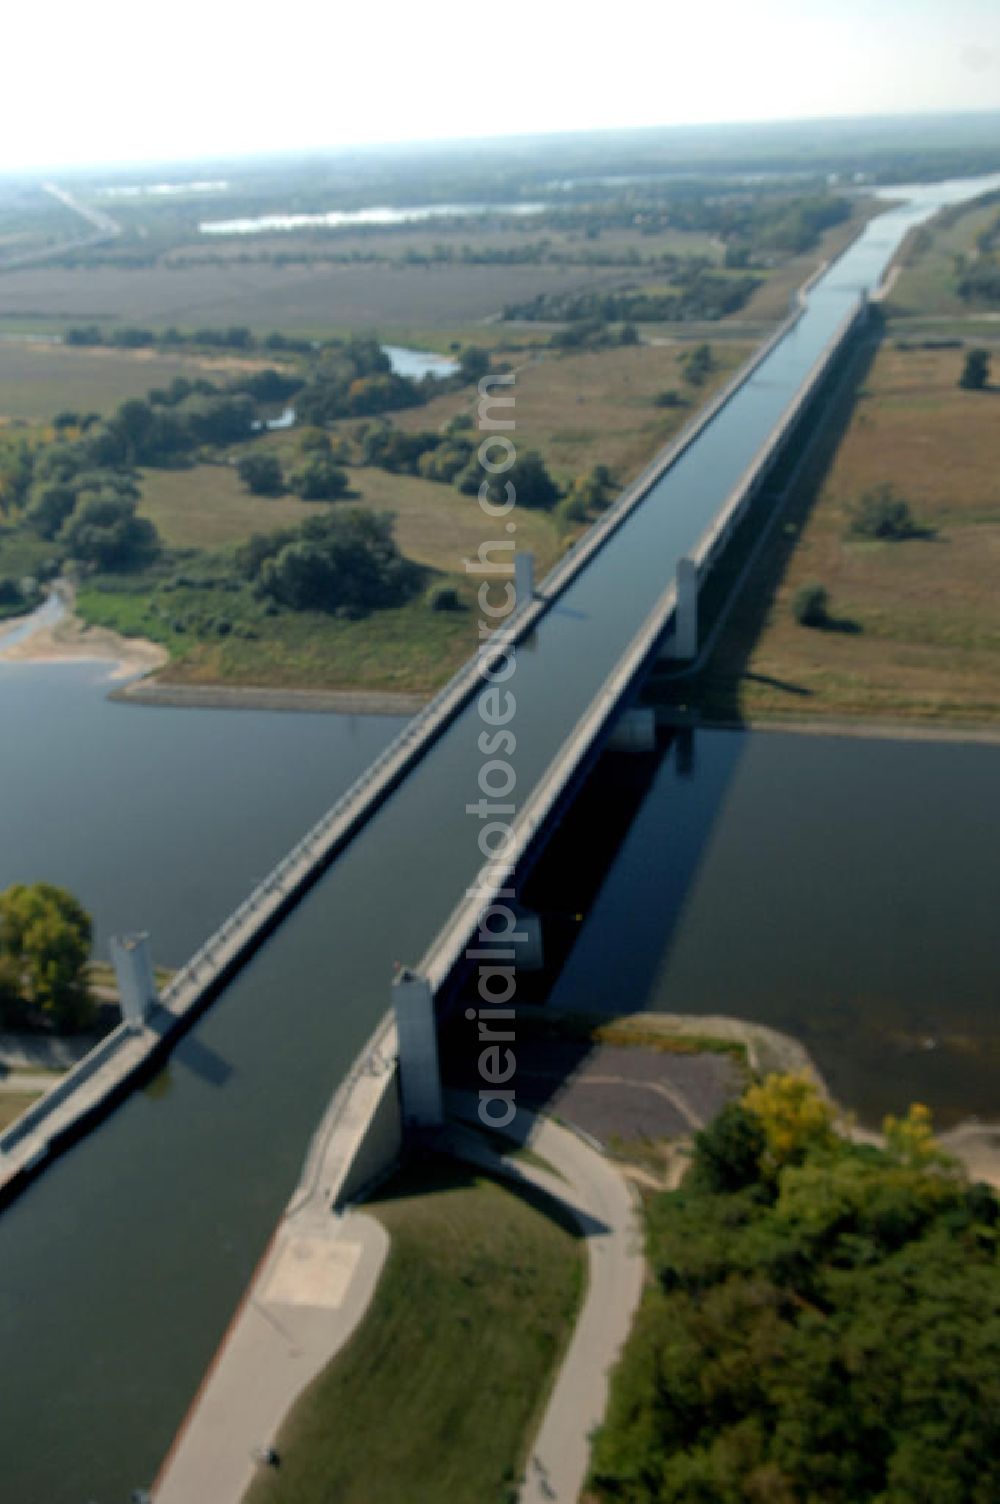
[
  {"left": 548, "top": 727, "right": 1000, "bottom": 1128},
  {"left": 2, "top": 175, "right": 999, "bottom": 1502},
  {"left": 0, "top": 661, "right": 403, "bottom": 959}
]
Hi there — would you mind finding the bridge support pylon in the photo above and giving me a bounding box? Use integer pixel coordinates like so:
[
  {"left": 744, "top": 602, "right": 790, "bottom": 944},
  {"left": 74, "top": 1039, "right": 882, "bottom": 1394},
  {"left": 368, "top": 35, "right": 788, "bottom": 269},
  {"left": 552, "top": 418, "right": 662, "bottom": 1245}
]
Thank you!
[
  {"left": 661, "top": 556, "right": 698, "bottom": 662},
  {"left": 392, "top": 968, "right": 444, "bottom": 1127},
  {"left": 510, "top": 903, "right": 544, "bottom": 970},
  {"left": 607, "top": 706, "right": 657, "bottom": 753},
  {"left": 514, "top": 550, "right": 535, "bottom": 611},
  {"left": 110, "top": 933, "right": 159, "bottom": 1030}
]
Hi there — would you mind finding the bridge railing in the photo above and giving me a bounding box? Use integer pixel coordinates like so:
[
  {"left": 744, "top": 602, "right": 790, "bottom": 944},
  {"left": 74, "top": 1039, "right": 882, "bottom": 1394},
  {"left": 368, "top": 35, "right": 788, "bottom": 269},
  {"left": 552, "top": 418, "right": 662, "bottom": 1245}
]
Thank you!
[
  {"left": 686, "top": 294, "right": 868, "bottom": 587},
  {"left": 158, "top": 286, "right": 827, "bottom": 1016},
  {"left": 1, "top": 261, "right": 853, "bottom": 1183},
  {"left": 414, "top": 297, "right": 870, "bottom": 996}
]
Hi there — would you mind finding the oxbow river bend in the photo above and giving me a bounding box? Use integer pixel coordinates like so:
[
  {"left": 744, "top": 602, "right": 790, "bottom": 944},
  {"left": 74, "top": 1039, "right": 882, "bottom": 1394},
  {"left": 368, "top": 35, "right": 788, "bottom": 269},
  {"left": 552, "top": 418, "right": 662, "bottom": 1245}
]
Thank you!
[{"left": 1, "top": 175, "right": 999, "bottom": 1503}]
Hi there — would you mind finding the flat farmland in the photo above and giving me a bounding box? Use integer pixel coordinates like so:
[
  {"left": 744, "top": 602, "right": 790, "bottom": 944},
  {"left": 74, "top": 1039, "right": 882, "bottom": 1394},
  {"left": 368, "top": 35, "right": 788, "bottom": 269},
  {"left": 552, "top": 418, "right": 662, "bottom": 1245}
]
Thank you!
[
  {"left": 684, "top": 343, "right": 1000, "bottom": 727},
  {"left": 0, "top": 260, "right": 618, "bottom": 336},
  {"left": 0, "top": 339, "right": 283, "bottom": 420},
  {"left": 138, "top": 462, "right": 563, "bottom": 573},
  {"left": 166, "top": 221, "right": 724, "bottom": 266},
  {"left": 393, "top": 339, "right": 754, "bottom": 488}
]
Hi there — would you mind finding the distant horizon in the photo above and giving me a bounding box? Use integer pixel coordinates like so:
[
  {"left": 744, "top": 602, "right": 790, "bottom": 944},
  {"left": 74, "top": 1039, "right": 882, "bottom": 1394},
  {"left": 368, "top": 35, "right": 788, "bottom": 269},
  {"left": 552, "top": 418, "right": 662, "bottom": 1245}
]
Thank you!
[
  {"left": 8, "top": 106, "right": 1000, "bottom": 182},
  {"left": 2, "top": 0, "right": 998, "bottom": 175}
]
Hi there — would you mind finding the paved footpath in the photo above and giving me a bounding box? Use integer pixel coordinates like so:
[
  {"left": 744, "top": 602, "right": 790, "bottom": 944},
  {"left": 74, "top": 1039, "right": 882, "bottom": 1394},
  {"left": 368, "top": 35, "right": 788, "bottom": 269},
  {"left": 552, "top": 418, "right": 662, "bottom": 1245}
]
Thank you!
[
  {"left": 443, "top": 1091, "right": 646, "bottom": 1504},
  {"left": 154, "top": 1204, "right": 388, "bottom": 1502},
  {"left": 155, "top": 1089, "right": 643, "bottom": 1504}
]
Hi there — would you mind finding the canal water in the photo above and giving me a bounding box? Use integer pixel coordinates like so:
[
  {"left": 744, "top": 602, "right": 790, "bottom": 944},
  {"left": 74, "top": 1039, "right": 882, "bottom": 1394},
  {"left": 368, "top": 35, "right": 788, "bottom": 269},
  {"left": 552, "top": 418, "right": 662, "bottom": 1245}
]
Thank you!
[{"left": 1, "top": 174, "right": 999, "bottom": 1502}]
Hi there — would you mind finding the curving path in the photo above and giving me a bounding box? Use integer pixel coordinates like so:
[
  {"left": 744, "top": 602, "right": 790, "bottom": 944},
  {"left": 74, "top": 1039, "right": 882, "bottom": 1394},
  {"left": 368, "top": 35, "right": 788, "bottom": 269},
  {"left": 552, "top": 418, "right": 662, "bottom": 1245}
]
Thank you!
[{"left": 443, "top": 1091, "right": 646, "bottom": 1504}]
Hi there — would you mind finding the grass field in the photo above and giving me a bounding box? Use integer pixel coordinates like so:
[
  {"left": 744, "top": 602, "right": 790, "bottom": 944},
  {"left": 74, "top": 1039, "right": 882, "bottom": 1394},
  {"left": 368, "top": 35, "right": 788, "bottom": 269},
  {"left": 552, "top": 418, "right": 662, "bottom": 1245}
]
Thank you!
[
  {"left": 0, "top": 524, "right": 58, "bottom": 581},
  {"left": 244, "top": 1153, "right": 583, "bottom": 1504},
  {"left": 0, "top": 198, "right": 862, "bottom": 341},
  {"left": 80, "top": 340, "right": 748, "bottom": 693},
  {"left": 138, "top": 463, "right": 565, "bottom": 574},
  {"left": 0, "top": 260, "right": 618, "bottom": 336},
  {"left": 0, "top": 1087, "right": 43, "bottom": 1130},
  {"left": 166, "top": 220, "right": 724, "bottom": 269},
  {"left": 392, "top": 339, "right": 754, "bottom": 490},
  {"left": 77, "top": 581, "right": 479, "bottom": 694},
  {"left": 886, "top": 194, "right": 1000, "bottom": 320},
  {"left": 0, "top": 340, "right": 289, "bottom": 421},
  {"left": 671, "top": 341, "right": 1000, "bottom": 726}
]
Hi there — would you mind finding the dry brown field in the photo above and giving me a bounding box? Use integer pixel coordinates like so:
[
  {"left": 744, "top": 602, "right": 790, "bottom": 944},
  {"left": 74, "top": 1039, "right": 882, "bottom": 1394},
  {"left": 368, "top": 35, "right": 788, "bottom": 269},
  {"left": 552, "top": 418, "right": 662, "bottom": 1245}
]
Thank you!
[{"left": 685, "top": 342, "right": 1000, "bottom": 727}]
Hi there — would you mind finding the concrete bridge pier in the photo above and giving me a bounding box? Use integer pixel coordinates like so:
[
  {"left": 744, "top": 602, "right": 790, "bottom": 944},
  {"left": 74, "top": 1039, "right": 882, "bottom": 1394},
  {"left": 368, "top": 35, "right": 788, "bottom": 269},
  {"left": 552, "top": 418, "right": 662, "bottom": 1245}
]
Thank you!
[
  {"left": 510, "top": 903, "right": 545, "bottom": 970},
  {"left": 661, "top": 556, "right": 698, "bottom": 662},
  {"left": 607, "top": 706, "right": 657, "bottom": 753},
  {"left": 515, "top": 550, "right": 535, "bottom": 611},
  {"left": 109, "top": 934, "right": 159, "bottom": 1030},
  {"left": 392, "top": 969, "right": 444, "bottom": 1127}
]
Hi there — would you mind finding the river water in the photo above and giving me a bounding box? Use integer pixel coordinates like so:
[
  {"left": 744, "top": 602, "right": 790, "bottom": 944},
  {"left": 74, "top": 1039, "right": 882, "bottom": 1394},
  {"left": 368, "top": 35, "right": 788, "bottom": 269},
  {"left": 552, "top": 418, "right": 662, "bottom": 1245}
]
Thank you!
[
  {"left": 1, "top": 174, "right": 999, "bottom": 1502},
  {"left": 544, "top": 726, "right": 1000, "bottom": 1128}
]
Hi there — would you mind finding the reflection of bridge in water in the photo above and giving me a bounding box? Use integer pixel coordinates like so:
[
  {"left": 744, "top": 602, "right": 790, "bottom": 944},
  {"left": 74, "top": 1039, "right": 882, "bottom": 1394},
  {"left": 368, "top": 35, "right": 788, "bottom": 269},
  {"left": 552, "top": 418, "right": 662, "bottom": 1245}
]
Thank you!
[{"left": 0, "top": 176, "right": 992, "bottom": 1504}]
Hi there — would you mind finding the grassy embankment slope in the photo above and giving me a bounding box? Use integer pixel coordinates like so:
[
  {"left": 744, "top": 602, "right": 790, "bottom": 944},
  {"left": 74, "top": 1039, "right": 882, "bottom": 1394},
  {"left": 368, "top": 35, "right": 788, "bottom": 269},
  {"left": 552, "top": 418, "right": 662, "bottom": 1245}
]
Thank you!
[
  {"left": 657, "top": 201, "right": 1000, "bottom": 730},
  {"left": 243, "top": 1154, "right": 583, "bottom": 1504},
  {"left": 884, "top": 189, "right": 1000, "bottom": 331},
  {"left": 0, "top": 1087, "right": 41, "bottom": 1130},
  {"left": 79, "top": 340, "right": 749, "bottom": 695}
]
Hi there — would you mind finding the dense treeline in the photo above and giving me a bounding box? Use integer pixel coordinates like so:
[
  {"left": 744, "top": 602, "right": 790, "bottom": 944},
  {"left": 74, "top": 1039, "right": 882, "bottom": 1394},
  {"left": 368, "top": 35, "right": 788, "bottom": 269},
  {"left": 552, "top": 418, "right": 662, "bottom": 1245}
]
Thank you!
[
  {"left": 505, "top": 270, "right": 760, "bottom": 325},
  {"left": 65, "top": 323, "right": 316, "bottom": 354},
  {"left": 590, "top": 1075, "right": 1000, "bottom": 1504}
]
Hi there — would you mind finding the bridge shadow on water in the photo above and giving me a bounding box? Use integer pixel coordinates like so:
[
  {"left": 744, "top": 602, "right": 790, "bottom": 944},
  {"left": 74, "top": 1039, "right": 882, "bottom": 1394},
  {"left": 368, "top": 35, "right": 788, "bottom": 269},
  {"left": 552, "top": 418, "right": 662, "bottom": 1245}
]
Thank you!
[
  {"left": 439, "top": 723, "right": 748, "bottom": 1127},
  {"left": 440, "top": 323, "right": 886, "bottom": 1128}
]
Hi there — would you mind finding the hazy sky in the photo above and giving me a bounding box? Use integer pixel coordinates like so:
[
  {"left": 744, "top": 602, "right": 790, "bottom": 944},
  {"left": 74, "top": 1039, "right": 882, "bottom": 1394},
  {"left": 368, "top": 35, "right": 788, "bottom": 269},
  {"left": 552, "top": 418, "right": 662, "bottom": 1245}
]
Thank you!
[{"left": 3, "top": 0, "right": 999, "bottom": 171}]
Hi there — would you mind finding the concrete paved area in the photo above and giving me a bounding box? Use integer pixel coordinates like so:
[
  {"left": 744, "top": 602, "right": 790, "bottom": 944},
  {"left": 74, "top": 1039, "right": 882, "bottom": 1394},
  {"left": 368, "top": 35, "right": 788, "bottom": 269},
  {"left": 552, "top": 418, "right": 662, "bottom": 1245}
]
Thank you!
[
  {"left": 154, "top": 1207, "right": 388, "bottom": 1502},
  {"left": 444, "top": 1090, "right": 646, "bottom": 1504}
]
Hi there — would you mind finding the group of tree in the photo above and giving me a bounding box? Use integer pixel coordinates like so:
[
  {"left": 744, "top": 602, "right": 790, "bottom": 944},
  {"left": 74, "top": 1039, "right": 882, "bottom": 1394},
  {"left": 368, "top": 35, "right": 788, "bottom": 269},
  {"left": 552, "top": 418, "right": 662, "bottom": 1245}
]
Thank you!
[
  {"left": 549, "top": 319, "right": 640, "bottom": 351},
  {"left": 0, "top": 882, "right": 95, "bottom": 1032},
  {"left": 25, "top": 462, "right": 158, "bottom": 572},
  {"left": 455, "top": 449, "right": 561, "bottom": 510},
  {"left": 236, "top": 451, "right": 349, "bottom": 502},
  {"left": 354, "top": 420, "right": 562, "bottom": 509},
  {"left": 680, "top": 341, "right": 715, "bottom": 387},
  {"left": 589, "top": 1073, "right": 1000, "bottom": 1503},
  {"left": 555, "top": 464, "right": 617, "bottom": 527},
  {"left": 359, "top": 422, "right": 475, "bottom": 482},
  {"left": 294, "top": 337, "right": 426, "bottom": 426},
  {"left": 505, "top": 270, "right": 760, "bottom": 326},
  {"left": 0, "top": 575, "right": 42, "bottom": 616},
  {"left": 64, "top": 324, "right": 315, "bottom": 355},
  {"left": 236, "top": 508, "right": 420, "bottom": 615}
]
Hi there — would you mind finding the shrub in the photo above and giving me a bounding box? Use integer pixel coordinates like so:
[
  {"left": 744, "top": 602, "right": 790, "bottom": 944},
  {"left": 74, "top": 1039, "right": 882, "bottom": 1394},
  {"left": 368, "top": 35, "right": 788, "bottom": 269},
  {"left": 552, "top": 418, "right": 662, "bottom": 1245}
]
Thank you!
[
  {"left": 237, "top": 454, "right": 284, "bottom": 497},
  {"left": 959, "top": 347, "right": 990, "bottom": 390},
  {"left": 653, "top": 389, "right": 686, "bottom": 408},
  {"left": 847, "top": 484, "right": 921, "bottom": 540},
  {"left": 427, "top": 584, "right": 462, "bottom": 612},
  {"left": 792, "top": 582, "right": 829, "bottom": 627}
]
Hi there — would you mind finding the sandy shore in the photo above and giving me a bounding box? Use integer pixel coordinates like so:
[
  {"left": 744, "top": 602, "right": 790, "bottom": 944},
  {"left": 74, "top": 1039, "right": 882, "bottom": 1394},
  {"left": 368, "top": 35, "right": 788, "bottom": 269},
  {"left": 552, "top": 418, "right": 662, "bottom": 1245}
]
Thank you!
[
  {"left": 0, "top": 613, "right": 168, "bottom": 679},
  {"left": 0, "top": 600, "right": 423, "bottom": 712}
]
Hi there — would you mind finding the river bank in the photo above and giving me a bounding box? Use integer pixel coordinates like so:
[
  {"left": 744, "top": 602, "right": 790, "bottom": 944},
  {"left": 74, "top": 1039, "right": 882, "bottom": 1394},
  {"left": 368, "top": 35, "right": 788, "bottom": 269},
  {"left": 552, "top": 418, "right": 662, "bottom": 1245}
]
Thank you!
[
  {"left": 111, "top": 679, "right": 426, "bottom": 715},
  {"left": 0, "top": 591, "right": 167, "bottom": 678}
]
